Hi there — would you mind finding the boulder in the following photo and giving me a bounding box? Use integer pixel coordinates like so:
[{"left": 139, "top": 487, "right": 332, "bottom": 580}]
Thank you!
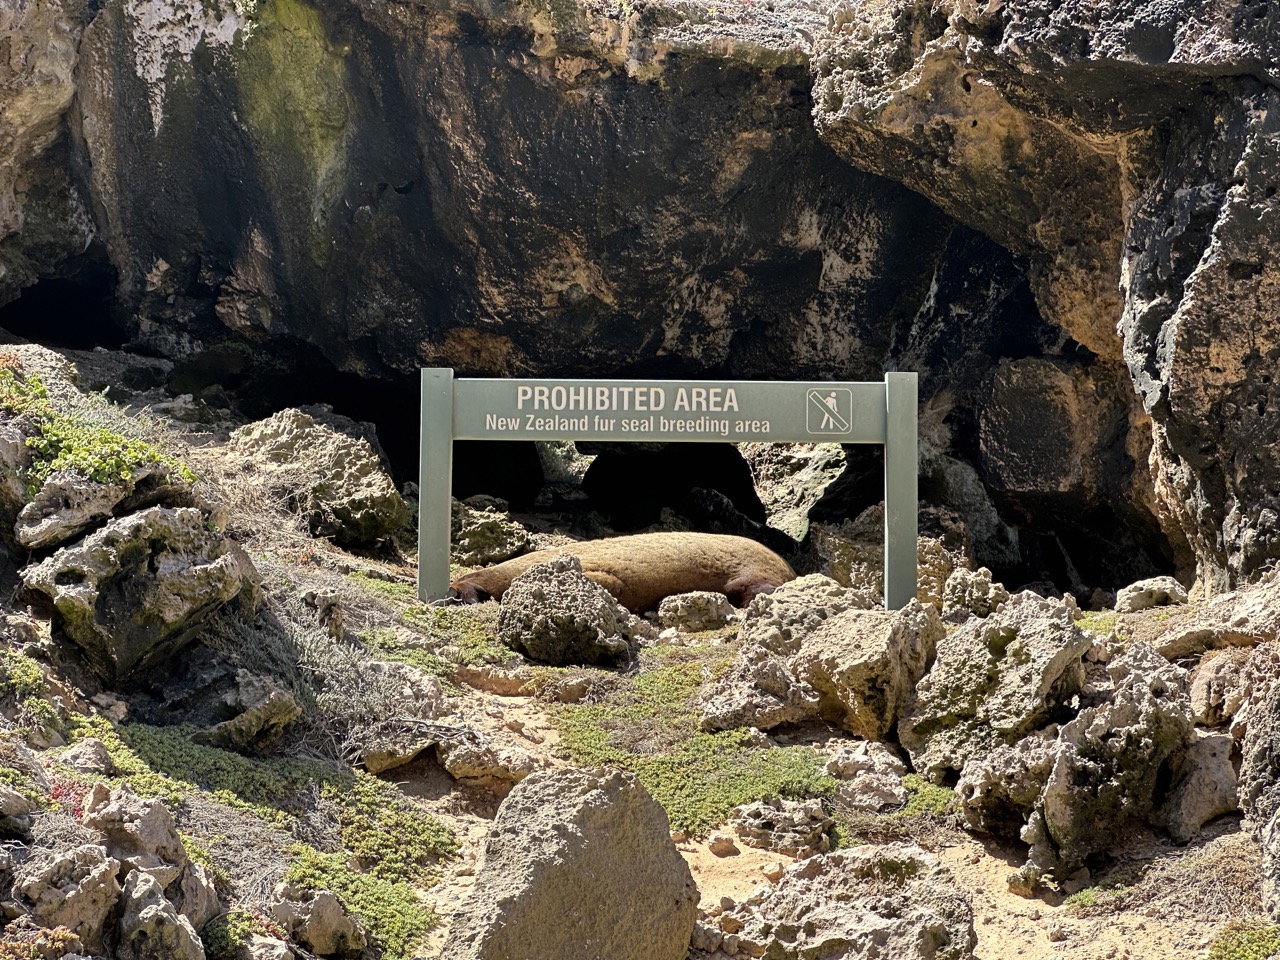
[
  {"left": 1190, "top": 647, "right": 1253, "bottom": 728},
  {"left": 440, "top": 768, "right": 697, "bottom": 960},
  {"left": 790, "top": 601, "right": 943, "bottom": 740},
  {"left": 194, "top": 670, "right": 301, "bottom": 751},
  {"left": 15, "top": 844, "right": 122, "bottom": 953},
  {"left": 1151, "top": 574, "right": 1280, "bottom": 660},
  {"left": 117, "top": 871, "right": 205, "bottom": 960},
  {"left": 437, "top": 733, "right": 542, "bottom": 783},
  {"left": 0, "top": 783, "right": 36, "bottom": 838},
  {"left": 229, "top": 407, "right": 407, "bottom": 546},
  {"left": 61, "top": 736, "right": 114, "bottom": 776},
  {"left": 657, "top": 591, "right": 735, "bottom": 633},
  {"left": 728, "top": 798, "right": 833, "bottom": 858},
  {"left": 16, "top": 463, "right": 192, "bottom": 551},
  {"left": 1240, "top": 664, "right": 1280, "bottom": 830},
  {"left": 712, "top": 844, "right": 976, "bottom": 960},
  {"left": 497, "top": 555, "right": 651, "bottom": 666},
  {"left": 1159, "top": 731, "right": 1239, "bottom": 844},
  {"left": 900, "top": 592, "right": 1092, "bottom": 780},
  {"left": 270, "top": 889, "right": 366, "bottom": 958},
  {"left": 736, "top": 441, "right": 846, "bottom": 541},
  {"left": 737, "top": 574, "right": 875, "bottom": 654},
  {"left": 942, "top": 566, "right": 1010, "bottom": 621},
  {"left": 958, "top": 647, "right": 1194, "bottom": 890},
  {"left": 1115, "top": 576, "right": 1189, "bottom": 613},
  {"left": 698, "top": 645, "right": 822, "bottom": 733},
  {"left": 451, "top": 496, "right": 531, "bottom": 566},
  {"left": 21, "top": 506, "right": 256, "bottom": 681},
  {"left": 824, "top": 740, "right": 909, "bottom": 812}
]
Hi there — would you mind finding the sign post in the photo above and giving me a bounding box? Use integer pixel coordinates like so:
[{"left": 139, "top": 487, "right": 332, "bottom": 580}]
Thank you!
[{"left": 418, "top": 371, "right": 918, "bottom": 607}]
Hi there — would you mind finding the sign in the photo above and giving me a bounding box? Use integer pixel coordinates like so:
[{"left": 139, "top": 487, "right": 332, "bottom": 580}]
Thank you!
[{"left": 419, "top": 370, "right": 918, "bottom": 608}]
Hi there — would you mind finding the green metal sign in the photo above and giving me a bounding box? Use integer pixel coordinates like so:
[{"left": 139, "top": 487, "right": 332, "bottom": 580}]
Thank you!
[{"left": 419, "top": 370, "right": 918, "bottom": 607}]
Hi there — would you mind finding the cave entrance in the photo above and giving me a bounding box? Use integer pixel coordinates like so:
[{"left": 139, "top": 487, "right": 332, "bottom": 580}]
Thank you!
[
  {"left": 418, "top": 368, "right": 919, "bottom": 609},
  {"left": 0, "top": 257, "right": 125, "bottom": 349}
]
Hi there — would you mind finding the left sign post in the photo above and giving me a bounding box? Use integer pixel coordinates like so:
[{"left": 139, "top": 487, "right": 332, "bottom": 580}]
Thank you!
[{"left": 418, "top": 368, "right": 455, "bottom": 602}]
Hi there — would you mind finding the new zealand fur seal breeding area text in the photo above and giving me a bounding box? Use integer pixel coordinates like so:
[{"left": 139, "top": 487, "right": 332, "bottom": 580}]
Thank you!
[{"left": 418, "top": 370, "right": 920, "bottom": 608}]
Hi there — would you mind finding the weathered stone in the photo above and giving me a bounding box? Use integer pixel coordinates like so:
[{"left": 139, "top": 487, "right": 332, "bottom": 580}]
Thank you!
[
  {"left": 1159, "top": 731, "right": 1238, "bottom": 844},
  {"left": 737, "top": 574, "right": 875, "bottom": 654},
  {"left": 1191, "top": 648, "right": 1253, "bottom": 728},
  {"left": 791, "top": 601, "right": 943, "bottom": 740},
  {"left": 824, "top": 740, "right": 909, "bottom": 811},
  {"left": 61, "top": 736, "right": 114, "bottom": 776},
  {"left": 1153, "top": 574, "right": 1280, "bottom": 659},
  {"left": 82, "top": 783, "right": 188, "bottom": 887},
  {"left": 958, "top": 647, "right": 1194, "bottom": 889},
  {"left": 0, "top": 783, "right": 35, "bottom": 838},
  {"left": 194, "top": 670, "right": 302, "bottom": 751},
  {"left": 117, "top": 871, "right": 205, "bottom": 960},
  {"left": 698, "top": 644, "right": 822, "bottom": 733},
  {"left": 270, "top": 890, "right": 366, "bottom": 958},
  {"left": 737, "top": 442, "right": 847, "bottom": 541},
  {"left": 1115, "top": 576, "right": 1190, "bottom": 613},
  {"left": 452, "top": 497, "right": 531, "bottom": 566},
  {"left": 901, "top": 592, "right": 1091, "bottom": 780},
  {"left": 15, "top": 844, "right": 122, "bottom": 953},
  {"left": 437, "top": 734, "right": 542, "bottom": 783},
  {"left": 729, "top": 798, "right": 833, "bottom": 858},
  {"left": 497, "top": 554, "right": 650, "bottom": 666},
  {"left": 246, "top": 936, "right": 296, "bottom": 960},
  {"left": 717, "top": 844, "right": 976, "bottom": 960},
  {"left": 441, "top": 768, "right": 697, "bottom": 960},
  {"left": 942, "top": 566, "right": 1010, "bottom": 621},
  {"left": 657, "top": 591, "right": 735, "bottom": 633},
  {"left": 230, "top": 408, "right": 407, "bottom": 546},
  {"left": 22, "top": 506, "right": 256, "bottom": 681}
]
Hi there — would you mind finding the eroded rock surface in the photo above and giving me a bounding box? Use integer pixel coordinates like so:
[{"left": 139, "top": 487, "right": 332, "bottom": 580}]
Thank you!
[{"left": 441, "top": 767, "right": 698, "bottom": 960}]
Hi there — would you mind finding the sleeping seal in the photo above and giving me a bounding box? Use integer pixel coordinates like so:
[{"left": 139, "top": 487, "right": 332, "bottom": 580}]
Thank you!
[{"left": 448, "top": 532, "right": 795, "bottom": 613}]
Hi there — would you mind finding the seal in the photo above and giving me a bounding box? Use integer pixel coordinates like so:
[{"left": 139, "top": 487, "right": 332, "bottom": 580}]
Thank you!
[{"left": 448, "top": 532, "right": 796, "bottom": 613}]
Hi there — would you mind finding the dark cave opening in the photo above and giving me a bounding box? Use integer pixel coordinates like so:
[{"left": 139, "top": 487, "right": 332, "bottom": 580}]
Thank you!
[{"left": 0, "top": 256, "right": 126, "bottom": 350}]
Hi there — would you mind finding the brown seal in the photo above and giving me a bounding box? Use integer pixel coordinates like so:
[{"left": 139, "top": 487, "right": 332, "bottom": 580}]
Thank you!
[{"left": 448, "top": 532, "right": 796, "bottom": 613}]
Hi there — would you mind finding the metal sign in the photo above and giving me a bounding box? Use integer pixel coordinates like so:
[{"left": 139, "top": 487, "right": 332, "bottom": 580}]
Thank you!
[{"left": 418, "top": 370, "right": 919, "bottom": 608}]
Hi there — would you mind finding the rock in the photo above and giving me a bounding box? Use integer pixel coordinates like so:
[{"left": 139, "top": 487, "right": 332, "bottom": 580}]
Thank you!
[
  {"left": 0, "top": 783, "right": 35, "bottom": 838},
  {"left": 698, "top": 645, "right": 822, "bottom": 733},
  {"left": 437, "top": 734, "right": 541, "bottom": 783},
  {"left": 1115, "top": 576, "right": 1190, "bottom": 613},
  {"left": 496, "top": 555, "right": 651, "bottom": 666},
  {"left": 1191, "top": 648, "right": 1253, "bottom": 727},
  {"left": 270, "top": 890, "right": 366, "bottom": 958},
  {"left": 901, "top": 592, "right": 1092, "bottom": 780},
  {"left": 1240, "top": 664, "right": 1280, "bottom": 831},
  {"left": 15, "top": 844, "right": 122, "bottom": 953},
  {"left": 82, "top": 783, "right": 188, "bottom": 887},
  {"left": 825, "top": 740, "right": 909, "bottom": 811},
  {"left": 716, "top": 844, "right": 976, "bottom": 959},
  {"left": 790, "top": 601, "right": 943, "bottom": 740},
  {"left": 1262, "top": 811, "right": 1280, "bottom": 922},
  {"left": 229, "top": 408, "right": 407, "bottom": 547},
  {"left": 737, "top": 442, "right": 847, "bottom": 541},
  {"left": 1152, "top": 575, "right": 1280, "bottom": 659},
  {"left": 657, "top": 591, "right": 735, "bottom": 633},
  {"left": 737, "top": 574, "right": 876, "bottom": 653},
  {"left": 942, "top": 566, "right": 1010, "bottom": 621},
  {"left": 16, "top": 463, "right": 192, "bottom": 551},
  {"left": 21, "top": 506, "right": 256, "bottom": 682},
  {"left": 708, "top": 833, "right": 738, "bottom": 857},
  {"left": 194, "top": 670, "right": 302, "bottom": 751},
  {"left": 117, "top": 871, "right": 205, "bottom": 960},
  {"left": 958, "top": 646, "right": 1194, "bottom": 889},
  {"left": 247, "top": 936, "right": 296, "bottom": 960},
  {"left": 1159, "top": 731, "right": 1238, "bottom": 844},
  {"left": 729, "top": 798, "right": 833, "bottom": 858},
  {"left": 61, "top": 737, "right": 114, "bottom": 776},
  {"left": 452, "top": 497, "right": 531, "bottom": 566},
  {"left": 440, "top": 768, "right": 697, "bottom": 960}
]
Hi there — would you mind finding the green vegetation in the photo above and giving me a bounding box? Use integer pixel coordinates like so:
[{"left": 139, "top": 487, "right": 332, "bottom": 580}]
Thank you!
[
  {"left": 1208, "top": 920, "right": 1280, "bottom": 960},
  {"left": 286, "top": 846, "right": 437, "bottom": 960},
  {"left": 898, "top": 774, "right": 958, "bottom": 817},
  {"left": 66, "top": 717, "right": 455, "bottom": 883},
  {"left": 0, "top": 652, "right": 61, "bottom": 741},
  {"left": 0, "top": 357, "right": 193, "bottom": 498},
  {"left": 202, "top": 909, "right": 280, "bottom": 960},
  {"left": 357, "top": 628, "right": 457, "bottom": 685},
  {"left": 549, "top": 645, "right": 837, "bottom": 835},
  {"left": 1076, "top": 611, "right": 1121, "bottom": 637},
  {"left": 0, "top": 920, "right": 81, "bottom": 959}
]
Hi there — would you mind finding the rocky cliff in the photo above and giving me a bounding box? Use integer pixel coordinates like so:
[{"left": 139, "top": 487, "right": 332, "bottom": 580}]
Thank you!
[{"left": 2, "top": 0, "right": 1278, "bottom": 594}]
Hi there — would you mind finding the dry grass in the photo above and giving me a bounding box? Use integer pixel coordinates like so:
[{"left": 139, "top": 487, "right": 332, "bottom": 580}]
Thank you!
[{"left": 186, "top": 445, "right": 317, "bottom": 554}]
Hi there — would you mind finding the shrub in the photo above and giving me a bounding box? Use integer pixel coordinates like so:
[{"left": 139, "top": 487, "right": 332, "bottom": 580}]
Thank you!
[{"left": 1208, "top": 920, "right": 1280, "bottom": 960}]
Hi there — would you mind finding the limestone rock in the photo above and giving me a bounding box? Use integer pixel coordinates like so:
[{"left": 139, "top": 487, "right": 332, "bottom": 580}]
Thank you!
[
  {"left": 82, "top": 783, "right": 188, "bottom": 886},
  {"left": 0, "top": 783, "right": 35, "bottom": 838},
  {"left": 825, "top": 740, "right": 909, "bottom": 811},
  {"left": 1115, "top": 576, "right": 1189, "bottom": 613},
  {"left": 1191, "top": 648, "right": 1253, "bottom": 728},
  {"left": 16, "top": 463, "right": 192, "bottom": 551},
  {"left": 230, "top": 408, "right": 407, "bottom": 547},
  {"left": 736, "top": 442, "right": 846, "bottom": 541},
  {"left": 194, "top": 670, "right": 302, "bottom": 751},
  {"left": 497, "top": 555, "right": 651, "bottom": 666},
  {"left": 247, "top": 936, "right": 296, "bottom": 960},
  {"left": 715, "top": 844, "right": 976, "bottom": 960},
  {"left": 270, "top": 890, "right": 366, "bottom": 958},
  {"left": 657, "top": 591, "right": 735, "bottom": 633},
  {"left": 437, "top": 734, "right": 541, "bottom": 783},
  {"left": 15, "top": 844, "right": 122, "bottom": 953},
  {"left": 441, "top": 768, "right": 697, "bottom": 960},
  {"left": 791, "top": 601, "right": 943, "bottom": 740},
  {"left": 942, "top": 566, "right": 1010, "bottom": 621},
  {"left": 1159, "top": 731, "right": 1238, "bottom": 844},
  {"left": 737, "top": 574, "right": 875, "bottom": 655},
  {"left": 1240, "top": 665, "right": 1280, "bottom": 831},
  {"left": 117, "top": 871, "right": 205, "bottom": 960},
  {"left": 61, "top": 736, "right": 114, "bottom": 776},
  {"left": 901, "top": 592, "right": 1092, "bottom": 780},
  {"left": 451, "top": 497, "right": 531, "bottom": 566},
  {"left": 21, "top": 506, "right": 256, "bottom": 681},
  {"left": 1153, "top": 574, "right": 1280, "bottom": 659},
  {"left": 729, "top": 798, "right": 833, "bottom": 858},
  {"left": 698, "top": 645, "right": 821, "bottom": 733},
  {"left": 958, "top": 647, "right": 1194, "bottom": 889}
]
